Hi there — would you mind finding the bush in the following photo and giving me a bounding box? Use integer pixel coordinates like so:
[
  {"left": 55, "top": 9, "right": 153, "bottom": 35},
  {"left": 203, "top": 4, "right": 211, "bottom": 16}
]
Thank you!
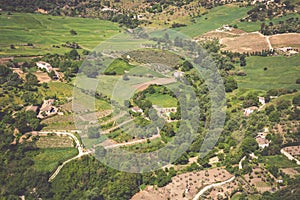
[
  {"left": 292, "top": 94, "right": 300, "bottom": 106},
  {"left": 87, "top": 126, "right": 100, "bottom": 139}
]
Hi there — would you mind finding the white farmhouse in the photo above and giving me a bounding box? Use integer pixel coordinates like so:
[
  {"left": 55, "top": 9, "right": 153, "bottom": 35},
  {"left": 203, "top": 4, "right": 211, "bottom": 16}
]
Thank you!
[{"left": 36, "top": 61, "right": 53, "bottom": 73}]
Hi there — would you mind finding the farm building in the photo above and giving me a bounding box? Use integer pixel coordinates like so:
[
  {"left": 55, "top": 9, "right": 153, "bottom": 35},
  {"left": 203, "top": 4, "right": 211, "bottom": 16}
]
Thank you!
[
  {"left": 36, "top": 61, "right": 53, "bottom": 73},
  {"left": 256, "top": 132, "right": 270, "bottom": 149},
  {"left": 258, "top": 96, "right": 266, "bottom": 105},
  {"left": 173, "top": 71, "right": 184, "bottom": 78},
  {"left": 131, "top": 106, "right": 143, "bottom": 113},
  {"left": 37, "top": 99, "right": 58, "bottom": 119},
  {"left": 243, "top": 106, "right": 259, "bottom": 117}
]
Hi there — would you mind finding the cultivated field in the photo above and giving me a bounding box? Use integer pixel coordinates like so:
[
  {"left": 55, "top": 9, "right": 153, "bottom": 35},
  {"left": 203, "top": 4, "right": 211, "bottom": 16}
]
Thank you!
[
  {"left": 0, "top": 12, "right": 120, "bottom": 56},
  {"left": 36, "top": 135, "right": 74, "bottom": 148},
  {"left": 131, "top": 168, "right": 233, "bottom": 200},
  {"left": 270, "top": 33, "right": 300, "bottom": 48},
  {"left": 177, "top": 5, "right": 251, "bottom": 37},
  {"left": 235, "top": 55, "right": 300, "bottom": 90},
  {"left": 243, "top": 166, "right": 273, "bottom": 193},
  {"left": 220, "top": 32, "right": 269, "bottom": 53}
]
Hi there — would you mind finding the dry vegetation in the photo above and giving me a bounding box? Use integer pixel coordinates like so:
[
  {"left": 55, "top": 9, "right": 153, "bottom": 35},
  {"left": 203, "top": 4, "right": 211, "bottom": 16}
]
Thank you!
[
  {"left": 36, "top": 135, "right": 74, "bottom": 148},
  {"left": 269, "top": 33, "right": 300, "bottom": 48},
  {"left": 220, "top": 32, "right": 269, "bottom": 53},
  {"left": 243, "top": 166, "right": 274, "bottom": 193},
  {"left": 131, "top": 168, "right": 233, "bottom": 200}
]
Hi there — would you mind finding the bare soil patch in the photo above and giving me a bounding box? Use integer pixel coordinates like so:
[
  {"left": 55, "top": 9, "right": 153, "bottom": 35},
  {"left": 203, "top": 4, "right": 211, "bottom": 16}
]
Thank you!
[
  {"left": 281, "top": 168, "right": 299, "bottom": 178},
  {"left": 269, "top": 33, "right": 300, "bottom": 48},
  {"left": 34, "top": 71, "right": 52, "bottom": 83},
  {"left": 220, "top": 32, "right": 269, "bottom": 53},
  {"left": 131, "top": 168, "right": 232, "bottom": 200},
  {"left": 36, "top": 135, "right": 74, "bottom": 148},
  {"left": 282, "top": 146, "right": 300, "bottom": 156}
]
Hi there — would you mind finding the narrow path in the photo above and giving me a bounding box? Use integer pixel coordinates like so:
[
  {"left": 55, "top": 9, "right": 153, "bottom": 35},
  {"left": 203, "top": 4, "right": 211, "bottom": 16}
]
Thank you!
[
  {"left": 281, "top": 149, "right": 300, "bottom": 165},
  {"left": 192, "top": 176, "right": 236, "bottom": 200},
  {"left": 38, "top": 131, "right": 92, "bottom": 182},
  {"left": 265, "top": 35, "right": 273, "bottom": 50},
  {"left": 101, "top": 119, "right": 134, "bottom": 134},
  {"left": 104, "top": 133, "right": 161, "bottom": 149},
  {"left": 239, "top": 156, "right": 246, "bottom": 170}
]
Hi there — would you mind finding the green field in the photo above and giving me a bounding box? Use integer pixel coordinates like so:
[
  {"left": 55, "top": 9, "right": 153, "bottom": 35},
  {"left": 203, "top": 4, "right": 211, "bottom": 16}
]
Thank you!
[
  {"left": 146, "top": 93, "right": 178, "bottom": 107},
  {"left": 39, "top": 82, "right": 74, "bottom": 98},
  {"left": 105, "top": 58, "right": 135, "bottom": 75},
  {"left": 0, "top": 12, "right": 120, "bottom": 56},
  {"left": 177, "top": 5, "right": 251, "bottom": 37},
  {"left": 262, "top": 155, "right": 299, "bottom": 168},
  {"left": 237, "top": 13, "right": 300, "bottom": 32},
  {"left": 122, "top": 138, "right": 164, "bottom": 153},
  {"left": 235, "top": 55, "right": 300, "bottom": 90},
  {"left": 33, "top": 148, "right": 78, "bottom": 172},
  {"left": 75, "top": 75, "right": 154, "bottom": 102}
]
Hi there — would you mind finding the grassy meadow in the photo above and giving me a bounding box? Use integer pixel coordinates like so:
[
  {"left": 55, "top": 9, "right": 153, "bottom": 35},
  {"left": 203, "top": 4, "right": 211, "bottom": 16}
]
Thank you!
[
  {"left": 236, "top": 55, "right": 300, "bottom": 90},
  {"left": 262, "top": 155, "right": 299, "bottom": 168},
  {"left": 176, "top": 5, "right": 251, "bottom": 37},
  {"left": 0, "top": 12, "right": 120, "bottom": 56},
  {"left": 146, "top": 93, "right": 178, "bottom": 107},
  {"left": 33, "top": 148, "right": 78, "bottom": 173}
]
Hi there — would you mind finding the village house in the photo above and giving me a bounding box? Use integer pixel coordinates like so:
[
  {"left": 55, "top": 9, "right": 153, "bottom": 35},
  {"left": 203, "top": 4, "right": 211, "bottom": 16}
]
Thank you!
[
  {"left": 37, "top": 99, "right": 59, "bottom": 119},
  {"left": 256, "top": 132, "right": 271, "bottom": 149},
  {"left": 258, "top": 96, "right": 266, "bottom": 105},
  {"left": 173, "top": 71, "right": 184, "bottom": 78},
  {"left": 243, "top": 106, "right": 259, "bottom": 117},
  {"left": 153, "top": 105, "right": 177, "bottom": 121},
  {"left": 36, "top": 61, "right": 53, "bottom": 73},
  {"left": 131, "top": 106, "right": 143, "bottom": 113}
]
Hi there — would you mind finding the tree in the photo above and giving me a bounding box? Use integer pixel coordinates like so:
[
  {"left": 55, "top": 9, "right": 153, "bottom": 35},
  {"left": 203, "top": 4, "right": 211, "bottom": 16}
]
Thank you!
[
  {"left": 265, "top": 105, "right": 275, "bottom": 115},
  {"left": 14, "top": 111, "right": 40, "bottom": 134},
  {"left": 81, "top": 64, "right": 98, "bottom": 78},
  {"left": 277, "top": 100, "right": 290, "bottom": 111},
  {"left": 181, "top": 60, "right": 193, "bottom": 72},
  {"left": 95, "top": 146, "right": 106, "bottom": 158},
  {"left": 87, "top": 126, "right": 100, "bottom": 139},
  {"left": 225, "top": 77, "right": 238, "bottom": 92},
  {"left": 25, "top": 73, "right": 39, "bottom": 86},
  {"left": 240, "top": 55, "right": 246, "bottom": 66},
  {"left": 70, "top": 29, "right": 77, "bottom": 35},
  {"left": 241, "top": 137, "right": 258, "bottom": 154},
  {"left": 269, "top": 111, "right": 280, "bottom": 122},
  {"left": 69, "top": 49, "right": 80, "bottom": 60},
  {"left": 292, "top": 94, "right": 300, "bottom": 106}
]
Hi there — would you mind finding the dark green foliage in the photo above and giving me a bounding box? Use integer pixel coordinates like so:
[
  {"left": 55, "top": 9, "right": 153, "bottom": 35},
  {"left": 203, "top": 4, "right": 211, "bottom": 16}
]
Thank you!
[
  {"left": 87, "top": 126, "right": 100, "bottom": 139},
  {"left": 241, "top": 137, "right": 258, "bottom": 155},
  {"left": 181, "top": 60, "right": 193, "bottom": 72},
  {"left": 51, "top": 156, "right": 141, "bottom": 200},
  {"left": 70, "top": 29, "right": 77, "bottom": 35},
  {"left": 68, "top": 49, "right": 80, "bottom": 60},
  {"left": 14, "top": 111, "right": 41, "bottom": 134},
  {"left": 276, "top": 99, "right": 291, "bottom": 111},
  {"left": 225, "top": 77, "right": 238, "bottom": 92},
  {"left": 292, "top": 94, "right": 300, "bottom": 106}
]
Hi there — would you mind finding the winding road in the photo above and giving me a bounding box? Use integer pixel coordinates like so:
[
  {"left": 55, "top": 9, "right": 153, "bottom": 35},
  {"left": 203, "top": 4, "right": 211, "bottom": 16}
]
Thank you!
[
  {"left": 38, "top": 131, "right": 93, "bottom": 182},
  {"left": 192, "top": 176, "right": 236, "bottom": 200}
]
